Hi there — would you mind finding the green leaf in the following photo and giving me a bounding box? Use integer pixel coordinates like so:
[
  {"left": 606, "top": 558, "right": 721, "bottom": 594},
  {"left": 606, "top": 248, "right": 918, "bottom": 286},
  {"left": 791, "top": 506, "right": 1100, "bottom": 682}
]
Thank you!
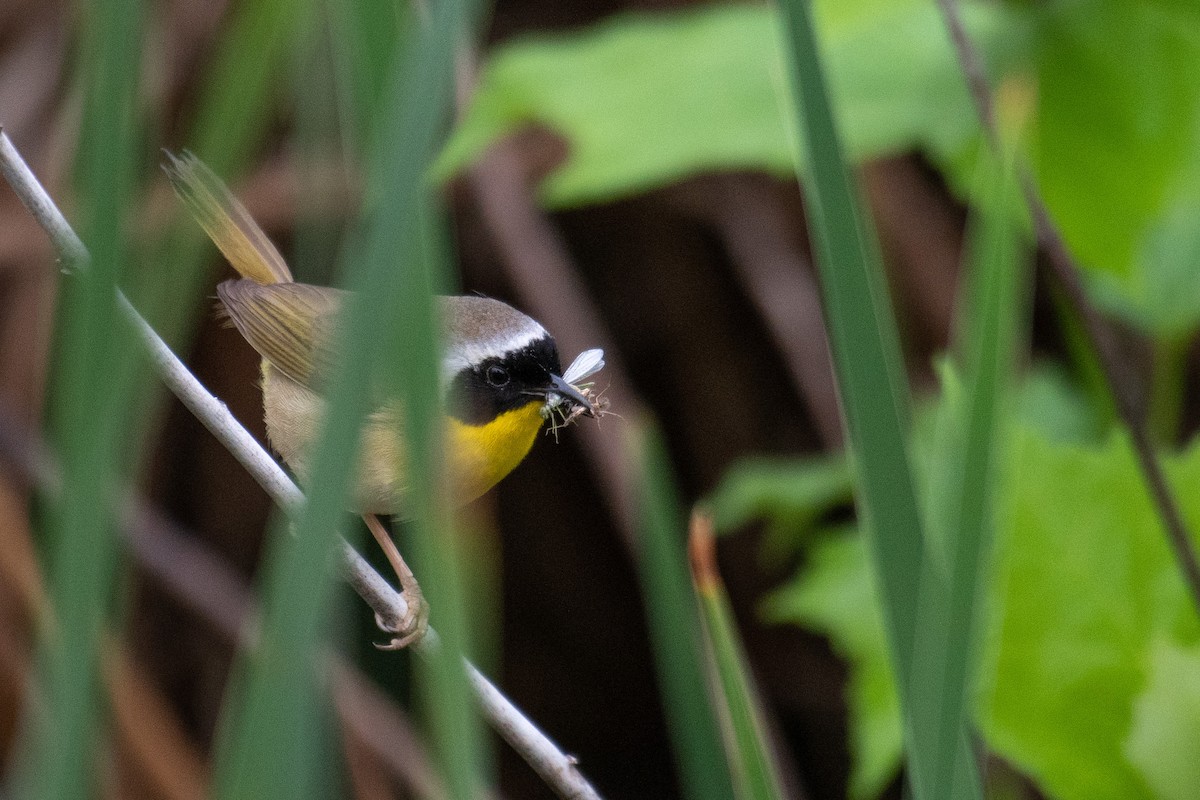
[
  {"left": 911, "top": 143, "right": 1028, "bottom": 800},
  {"left": 707, "top": 455, "right": 852, "bottom": 531},
  {"left": 979, "top": 430, "right": 1195, "bottom": 800},
  {"left": 705, "top": 454, "right": 853, "bottom": 563},
  {"left": 353, "top": 1, "right": 488, "bottom": 796},
  {"left": 1125, "top": 640, "right": 1200, "bottom": 800},
  {"left": 439, "top": 2, "right": 1019, "bottom": 208},
  {"left": 212, "top": 0, "right": 484, "bottom": 797},
  {"left": 1015, "top": 363, "right": 1105, "bottom": 444},
  {"left": 327, "top": 0, "right": 418, "bottom": 155},
  {"left": 770, "top": 424, "right": 1200, "bottom": 800},
  {"left": 188, "top": 0, "right": 312, "bottom": 167},
  {"left": 1032, "top": 4, "right": 1200, "bottom": 286},
  {"left": 775, "top": 0, "right": 982, "bottom": 794},
  {"left": 1088, "top": 153, "right": 1200, "bottom": 338}
]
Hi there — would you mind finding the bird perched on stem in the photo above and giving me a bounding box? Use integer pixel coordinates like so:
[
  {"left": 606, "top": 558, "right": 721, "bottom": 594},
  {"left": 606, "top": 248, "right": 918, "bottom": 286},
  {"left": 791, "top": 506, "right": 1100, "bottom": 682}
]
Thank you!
[{"left": 163, "top": 152, "right": 605, "bottom": 645}]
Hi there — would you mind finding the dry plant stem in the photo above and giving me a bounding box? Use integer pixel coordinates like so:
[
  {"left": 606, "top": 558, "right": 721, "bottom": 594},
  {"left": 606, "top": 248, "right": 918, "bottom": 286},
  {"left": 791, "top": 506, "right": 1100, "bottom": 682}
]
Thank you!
[
  {"left": 0, "top": 129, "right": 605, "bottom": 800},
  {"left": 932, "top": 0, "right": 1200, "bottom": 614}
]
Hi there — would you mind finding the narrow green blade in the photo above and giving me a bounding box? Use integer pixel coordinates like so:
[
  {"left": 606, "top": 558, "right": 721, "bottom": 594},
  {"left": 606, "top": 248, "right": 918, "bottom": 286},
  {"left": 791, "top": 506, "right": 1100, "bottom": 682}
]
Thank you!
[
  {"left": 355, "top": 0, "right": 488, "bottom": 796},
  {"left": 15, "top": 0, "right": 144, "bottom": 797},
  {"left": 630, "top": 420, "right": 737, "bottom": 800},
  {"left": 211, "top": 1, "right": 481, "bottom": 797},
  {"left": 917, "top": 131, "right": 1027, "bottom": 798},
  {"left": 188, "top": 0, "right": 313, "bottom": 169},
  {"left": 690, "top": 512, "right": 786, "bottom": 800},
  {"left": 772, "top": 1, "right": 980, "bottom": 796},
  {"left": 326, "top": 0, "right": 417, "bottom": 157}
]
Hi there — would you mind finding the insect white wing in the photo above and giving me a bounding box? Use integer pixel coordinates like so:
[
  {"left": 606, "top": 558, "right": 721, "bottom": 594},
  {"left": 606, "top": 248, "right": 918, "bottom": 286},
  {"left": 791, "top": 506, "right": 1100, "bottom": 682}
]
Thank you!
[{"left": 562, "top": 348, "right": 605, "bottom": 385}]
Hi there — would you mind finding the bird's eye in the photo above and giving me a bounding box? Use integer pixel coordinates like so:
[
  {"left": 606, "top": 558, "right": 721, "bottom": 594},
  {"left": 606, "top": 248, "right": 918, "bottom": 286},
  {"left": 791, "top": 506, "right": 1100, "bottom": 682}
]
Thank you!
[{"left": 485, "top": 365, "right": 510, "bottom": 387}]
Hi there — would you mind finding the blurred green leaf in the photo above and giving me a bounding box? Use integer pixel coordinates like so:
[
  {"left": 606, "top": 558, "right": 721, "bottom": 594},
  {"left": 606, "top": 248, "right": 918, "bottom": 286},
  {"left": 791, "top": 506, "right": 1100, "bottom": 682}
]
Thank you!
[
  {"left": 1016, "top": 362, "right": 1105, "bottom": 444},
  {"left": 350, "top": 0, "right": 488, "bottom": 795},
  {"left": 327, "top": 0, "right": 418, "bottom": 155},
  {"left": 212, "top": 0, "right": 480, "bottom": 797},
  {"left": 209, "top": 152, "right": 380, "bottom": 800},
  {"left": 705, "top": 454, "right": 852, "bottom": 561},
  {"left": 770, "top": 425, "right": 1200, "bottom": 800},
  {"left": 443, "top": 0, "right": 1200, "bottom": 346},
  {"left": 189, "top": 0, "right": 312, "bottom": 168},
  {"left": 1089, "top": 155, "right": 1200, "bottom": 338},
  {"left": 979, "top": 429, "right": 1198, "bottom": 800},
  {"left": 1032, "top": 4, "right": 1200, "bottom": 291},
  {"left": 439, "top": 2, "right": 1020, "bottom": 207},
  {"left": 1125, "top": 640, "right": 1200, "bottom": 800}
]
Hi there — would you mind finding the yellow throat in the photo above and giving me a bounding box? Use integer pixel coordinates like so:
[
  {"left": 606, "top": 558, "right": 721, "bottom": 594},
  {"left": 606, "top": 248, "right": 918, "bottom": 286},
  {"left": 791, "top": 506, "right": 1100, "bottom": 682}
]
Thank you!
[{"left": 448, "top": 400, "right": 546, "bottom": 504}]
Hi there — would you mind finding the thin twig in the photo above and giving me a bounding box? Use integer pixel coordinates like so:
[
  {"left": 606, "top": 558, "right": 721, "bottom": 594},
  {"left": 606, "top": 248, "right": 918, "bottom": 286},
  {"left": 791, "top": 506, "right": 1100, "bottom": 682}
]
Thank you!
[
  {"left": 0, "top": 128, "right": 604, "bottom": 800},
  {"left": 932, "top": 2, "right": 1200, "bottom": 613}
]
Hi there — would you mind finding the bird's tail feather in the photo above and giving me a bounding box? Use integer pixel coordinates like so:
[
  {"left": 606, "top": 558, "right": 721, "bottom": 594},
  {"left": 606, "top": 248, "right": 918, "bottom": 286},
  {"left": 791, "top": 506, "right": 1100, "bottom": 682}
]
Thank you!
[{"left": 162, "top": 150, "right": 293, "bottom": 285}]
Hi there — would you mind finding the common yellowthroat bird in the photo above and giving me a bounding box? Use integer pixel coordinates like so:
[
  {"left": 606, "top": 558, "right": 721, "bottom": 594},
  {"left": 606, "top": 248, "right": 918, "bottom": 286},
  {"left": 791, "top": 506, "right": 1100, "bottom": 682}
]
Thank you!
[{"left": 163, "top": 152, "right": 603, "bottom": 516}]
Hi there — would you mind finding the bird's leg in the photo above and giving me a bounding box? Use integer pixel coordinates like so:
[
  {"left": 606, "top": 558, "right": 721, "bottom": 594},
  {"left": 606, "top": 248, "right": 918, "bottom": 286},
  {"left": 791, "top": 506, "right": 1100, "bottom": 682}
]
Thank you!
[{"left": 362, "top": 513, "right": 429, "bottom": 649}]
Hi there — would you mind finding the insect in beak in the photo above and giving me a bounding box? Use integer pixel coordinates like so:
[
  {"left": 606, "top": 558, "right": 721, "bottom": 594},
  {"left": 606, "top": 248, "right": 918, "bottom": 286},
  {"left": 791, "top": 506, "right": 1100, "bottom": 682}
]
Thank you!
[{"left": 544, "top": 373, "right": 596, "bottom": 418}]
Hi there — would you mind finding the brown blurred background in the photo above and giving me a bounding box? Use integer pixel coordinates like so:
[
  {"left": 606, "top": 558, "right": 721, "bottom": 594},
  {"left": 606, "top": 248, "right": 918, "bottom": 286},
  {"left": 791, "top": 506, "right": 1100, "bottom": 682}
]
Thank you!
[{"left": 0, "top": 1, "right": 975, "bottom": 797}]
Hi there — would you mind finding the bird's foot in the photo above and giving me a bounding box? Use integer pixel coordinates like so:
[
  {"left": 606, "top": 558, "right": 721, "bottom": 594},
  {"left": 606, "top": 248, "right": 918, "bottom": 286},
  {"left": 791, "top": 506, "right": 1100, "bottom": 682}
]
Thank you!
[
  {"left": 375, "top": 568, "right": 429, "bottom": 650},
  {"left": 363, "top": 513, "right": 430, "bottom": 649}
]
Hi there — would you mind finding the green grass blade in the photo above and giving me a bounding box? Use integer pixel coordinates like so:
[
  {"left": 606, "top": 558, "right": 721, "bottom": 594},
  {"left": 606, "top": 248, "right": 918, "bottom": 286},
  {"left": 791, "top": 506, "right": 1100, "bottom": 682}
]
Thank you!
[
  {"left": 211, "top": 0, "right": 481, "bottom": 797},
  {"left": 919, "top": 136, "right": 1027, "bottom": 798},
  {"left": 326, "top": 0, "right": 416, "bottom": 156},
  {"left": 772, "top": 1, "right": 980, "bottom": 796},
  {"left": 207, "top": 164, "right": 388, "bottom": 800},
  {"left": 188, "top": 0, "right": 313, "bottom": 170},
  {"left": 630, "top": 420, "right": 737, "bottom": 800},
  {"left": 288, "top": 19, "right": 343, "bottom": 285},
  {"left": 689, "top": 512, "right": 786, "bottom": 800},
  {"left": 14, "top": 0, "right": 144, "bottom": 798},
  {"left": 355, "top": 0, "right": 486, "bottom": 796}
]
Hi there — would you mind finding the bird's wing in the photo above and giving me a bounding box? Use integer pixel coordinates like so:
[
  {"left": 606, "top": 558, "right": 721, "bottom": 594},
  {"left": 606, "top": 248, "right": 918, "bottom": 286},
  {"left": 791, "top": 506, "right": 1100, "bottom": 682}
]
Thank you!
[{"left": 217, "top": 279, "right": 344, "bottom": 389}]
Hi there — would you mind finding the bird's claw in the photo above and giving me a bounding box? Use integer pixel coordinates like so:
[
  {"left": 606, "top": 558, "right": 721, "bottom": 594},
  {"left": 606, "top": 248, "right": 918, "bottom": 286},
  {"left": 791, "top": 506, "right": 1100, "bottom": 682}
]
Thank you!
[{"left": 374, "top": 586, "right": 430, "bottom": 650}]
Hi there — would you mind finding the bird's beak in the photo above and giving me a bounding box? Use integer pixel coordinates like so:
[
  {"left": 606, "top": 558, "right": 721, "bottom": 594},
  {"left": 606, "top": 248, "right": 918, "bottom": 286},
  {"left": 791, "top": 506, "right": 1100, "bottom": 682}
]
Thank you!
[{"left": 544, "top": 373, "right": 595, "bottom": 417}]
